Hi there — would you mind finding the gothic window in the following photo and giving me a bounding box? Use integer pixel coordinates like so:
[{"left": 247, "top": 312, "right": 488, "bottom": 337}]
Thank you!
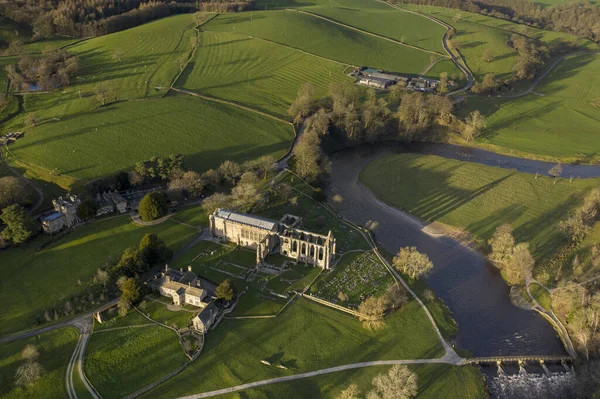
[
  {"left": 310, "top": 246, "right": 315, "bottom": 256},
  {"left": 292, "top": 241, "right": 298, "bottom": 252},
  {"left": 319, "top": 248, "right": 324, "bottom": 260},
  {"left": 301, "top": 243, "right": 306, "bottom": 255}
]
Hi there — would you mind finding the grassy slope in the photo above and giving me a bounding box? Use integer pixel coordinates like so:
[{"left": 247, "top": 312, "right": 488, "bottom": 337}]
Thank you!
[
  {"left": 216, "top": 363, "right": 485, "bottom": 399},
  {"left": 0, "top": 327, "right": 78, "bottom": 399},
  {"left": 404, "top": 4, "right": 592, "bottom": 81},
  {"left": 8, "top": 93, "right": 294, "bottom": 180},
  {"left": 2, "top": 14, "right": 196, "bottom": 130},
  {"left": 179, "top": 31, "right": 350, "bottom": 118},
  {"left": 530, "top": 282, "right": 552, "bottom": 310},
  {"left": 204, "top": 11, "right": 432, "bottom": 74},
  {"left": 461, "top": 53, "right": 600, "bottom": 163},
  {"left": 284, "top": 0, "right": 447, "bottom": 54},
  {"left": 85, "top": 326, "right": 187, "bottom": 398},
  {"left": 0, "top": 216, "right": 198, "bottom": 336},
  {"left": 142, "top": 298, "right": 445, "bottom": 398},
  {"left": 360, "top": 153, "right": 600, "bottom": 265}
]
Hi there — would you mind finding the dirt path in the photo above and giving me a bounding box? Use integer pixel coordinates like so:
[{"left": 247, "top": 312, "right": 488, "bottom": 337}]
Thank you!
[{"left": 287, "top": 9, "right": 447, "bottom": 57}]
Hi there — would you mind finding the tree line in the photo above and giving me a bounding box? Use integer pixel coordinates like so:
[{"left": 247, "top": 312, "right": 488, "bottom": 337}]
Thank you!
[
  {"left": 0, "top": 0, "right": 254, "bottom": 40},
  {"left": 6, "top": 49, "right": 79, "bottom": 91},
  {"left": 392, "top": 0, "right": 600, "bottom": 43}
]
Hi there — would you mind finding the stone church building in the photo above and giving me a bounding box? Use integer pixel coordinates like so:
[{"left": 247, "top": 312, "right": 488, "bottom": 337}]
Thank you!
[{"left": 209, "top": 209, "right": 336, "bottom": 269}]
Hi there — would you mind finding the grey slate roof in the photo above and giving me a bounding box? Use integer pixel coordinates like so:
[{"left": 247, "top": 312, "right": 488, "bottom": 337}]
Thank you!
[{"left": 215, "top": 209, "right": 278, "bottom": 231}]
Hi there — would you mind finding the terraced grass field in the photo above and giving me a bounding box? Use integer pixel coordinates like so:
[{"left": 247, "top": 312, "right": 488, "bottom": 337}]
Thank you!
[
  {"left": 0, "top": 216, "right": 198, "bottom": 336},
  {"left": 204, "top": 10, "right": 434, "bottom": 74},
  {"left": 280, "top": 0, "right": 447, "bottom": 54},
  {"left": 141, "top": 298, "right": 445, "bottom": 398},
  {"left": 86, "top": 325, "right": 187, "bottom": 398},
  {"left": 0, "top": 327, "right": 78, "bottom": 399},
  {"left": 462, "top": 53, "right": 600, "bottom": 162},
  {"left": 179, "top": 31, "right": 350, "bottom": 118},
  {"left": 360, "top": 153, "right": 600, "bottom": 266},
  {"left": 8, "top": 93, "right": 294, "bottom": 180}
]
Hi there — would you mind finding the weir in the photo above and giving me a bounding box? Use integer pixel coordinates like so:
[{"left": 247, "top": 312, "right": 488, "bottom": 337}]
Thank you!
[{"left": 464, "top": 355, "right": 573, "bottom": 365}]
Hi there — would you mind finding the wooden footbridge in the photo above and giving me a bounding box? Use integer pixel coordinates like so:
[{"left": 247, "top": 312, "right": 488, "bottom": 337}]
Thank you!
[{"left": 464, "top": 355, "right": 573, "bottom": 365}]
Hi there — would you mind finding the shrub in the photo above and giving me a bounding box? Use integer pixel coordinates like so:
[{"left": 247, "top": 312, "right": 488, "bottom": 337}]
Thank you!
[{"left": 138, "top": 192, "right": 168, "bottom": 221}]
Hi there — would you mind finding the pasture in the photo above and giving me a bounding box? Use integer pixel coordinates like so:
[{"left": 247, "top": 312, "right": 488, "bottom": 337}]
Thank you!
[
  {"left": 360, "top": 153, "right": 600, "bottom": 266},
  {"left": 85, "top": 325, "right": 187, "bottom": 398},
  {"left": 282, "top": 0, "right": 447, "bottom": 54},
  {"left": 8, "top": 93, "right": 294, "bottom": 180},
  {"left": 179, "top": 31, "right": 350, "bottom": 118},
  {"left": 141, "top": 298, "right": 445, "bottom": 398},
  {"left": 204, "top": 11, "right": 436, "bottom": 75},
  {"left": 462, "top": 53, "right": 600, "bottom": 162},
  {"left": 213, "top": 363, "right": 485, "bottom": 399},
  {"left": 0, "top": 327, "right": 78, "bottom": 399},
  {"left": 0, "top": 215, "right": 198, "bottom": 336}
]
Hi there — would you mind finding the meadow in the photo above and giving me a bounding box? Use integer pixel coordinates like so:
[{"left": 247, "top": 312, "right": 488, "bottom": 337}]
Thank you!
[
  {"left": 530, "top": 282, "right": 552, "bottom": 310},
  {"left": 0, "top": 215, "right": 198, "bottom": 336},
  {"left": 461, "top": 53, "right": 600, "bottom": 163},
  {"left": 204, "top": 11, "right": 437, "bottom": 75},
  {"left": 85, "top": 325, "right": 187, "bottom": 398},
  {"left": 214, "top": 363, "right": 485, "bottom": 399},
  {"left": 281, "top": 0, "right": 447, "bottom": 54},
  {"left": 179, "top": 31, "right": 350, "bottom": 118},
  {"left": 0, "top": 327, "right": 78, "bottom": 399},
  {"left": 7, "top": 93, "right": 294, "bottom": 180},
  {"left": 141, "top": 298, "right": 445, "bottom": 398},
  {"left": 360, "top": 153, "right": 600, "bottom": 266}
]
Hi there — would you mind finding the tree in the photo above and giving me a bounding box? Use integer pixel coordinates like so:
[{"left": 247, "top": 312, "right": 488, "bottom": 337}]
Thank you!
[
  {"left": 488, "top": 224, "right": 515, "bottom": 266},
  {"left": 363, "top": 89, "right": 390, "bottom": 143},
  {"left": 307, "top": 108, "right": 330, "bottom": 136},
  {"left": 560, "top": 210, "right": 589, "bottom": 242},
  {"left": 94, "top": 268, "right": 109, "bottom": 290},
  {"left": 505, "top": 243, "right": 534, "bottom": 285},
  {"left": 293, "top": 129, "right": 331, "bottom": 183},
  {"left": 201, "top": 169, "right": 221, "bottom": 190},
  {"left": 118, "top": 299, "right": 130, "bottom": 317},
  {"left": 368, "top": 365, "right": 418, "bottom": 399},
  {"left": 0, "top": 204, "right": 35, "bottom": 244},
  {"left": 168, "top": 171, "right": 205, "bottom": 197},
  {"left": 139, "top": 233, "right": 172, "bottom": 265},
  {"left": 114, "top": 171, "right": 131, "bottom": 191},
  {"left": 231, "top": 180, "right": 262, "bottom": 209},
  {"left": 548, "top": 163, "right": 563, "bottom": 181},
  {"left": 15, "top": 360, "right": 44, "bottom": 388},
  {"left": 254, "top": 156, "right": 275, "bottom": 179},
  {"left": 392, "top": 247, "right": 433, "bottom": 279},
  {"left": 114, "top": 247, "right": 148, "bottom": 277},
  {"left": 481, "top": 48, "right": 494, "bottom": 63},
  {"left": 77, "top": 198, "right": 98, "bottom": 221},
  {"left": 202, "top": 192, "right": 233, "bottom": 214},
  {"left": 21, "top": 344, "right": 39, "bottom": 361},
  {"left": 358, "top": 295, "right": 388, "bottom": 330},
  {"left": 216, "top": 279, "right": 236, "bottom": 301},
  {"left": 138, "top": 192, "right": 168, "bottom": 222},
  {"left": 25, "top": 113, "right": 38, "bottom": 127},
  {"left": 0, "top": 176, "right": 32, "bottom": 208},
  {"left": 95, "top": 83, "right": 110, "bottom": 106},
  {"left": 397, "top": 92, "right": 432, "bottom": 140},
  {"left": 218, "top": 160, "right": 241, "bottom": 185},
  {"left": 288, "top": 82, "right": 316, "bottom": 123},
  {"left": 119, "top": 277, "right": 141, "bottom": 305},
  {"left": 462, "top": 110, "right": 486, "bottom": 142},
  {"left": 329, "top": 82, "right": 358, "bottom": 117},
  {"left": 337, "top": 384, "right": 361, "bottom": 399},
  {"left": 552, "top": 282, "right": 586, "bottom": 319},
  {"left": 438, "top": 72, "right": 449, "bottom": 95},
  {"left": 385, "top": 284, "right": 408, "bottom": 309}
]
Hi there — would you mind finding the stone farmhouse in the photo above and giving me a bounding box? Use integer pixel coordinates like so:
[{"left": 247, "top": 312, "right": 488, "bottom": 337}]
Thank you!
[
  {"left": 209, "top": 209, "right": 337, "bottom": 269},
  {"left": 41, "top": 194, "right": 81, "bottom": 233},
  {"left": 149, "top": 265, "right": 207, "bottom": 307},
  {"left": 192, "top": 301, "right": 219, "bottom": 334}
]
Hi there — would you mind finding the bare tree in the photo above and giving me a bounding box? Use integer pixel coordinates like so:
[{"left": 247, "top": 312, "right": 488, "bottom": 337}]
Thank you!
[
  {"left": 94, "top": 268, "right": 109, "bottom": 290},
  {"left": 438, "top": 72, "right": 449, "bottom": 95},
  {"left": 488, "top": 224, "right": 515, "bottom": 267},
  {"left": 25, "top": 113, "right": 38, "bottom": 127},
  {"left": 337, "top": 384, "right": 361, "bottom": 399},
  {"left": 549, "top": 163, "right": 563, "bottom": 183},
  {"left": 505, "top": 243, "right": 534, "bottom": 285},
  {"left": 368, "top": 365, "right": 418, "bottom": 399},
  {"left": 218, "top": 160, "right": 241, "bottom": 185},
  {"left": 254, "top": 155, "right": 275, "bottom": 179},
  {"left": 15, "top": 360, "right": 44, "bottom": 387},
  {"left": 21, "top": 344, "right": 39, "bottom": 361},
  {"left": 481, "top": 48, "right": 494, "bottom": 63},
  {"left": 288, "top": 82, "right": 316, "bottom": 124},
  {"left": 462, "top": 110, "right": 486, "bottom": 142},
  {"left": 392, "top": 247, "right": 433, "bottom": 279},
  {"left": 293, "top": 129, "right": 331, "bottom": 183},
  {"left": 202, "top": 192, "right": 233, "bottom": 214},
  {"left": 358, "top": 295, "right": 389, "bottom": 330}
]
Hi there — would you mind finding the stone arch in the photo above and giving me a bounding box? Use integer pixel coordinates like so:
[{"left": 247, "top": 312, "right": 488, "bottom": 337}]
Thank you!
[{"left": 301, "top": 242, "right": 306, "bottom": 255}]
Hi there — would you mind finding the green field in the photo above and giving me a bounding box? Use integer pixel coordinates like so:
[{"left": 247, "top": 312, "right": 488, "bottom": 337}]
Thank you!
[
  {"left": 279, "top": 0, "right": 447, "bottom": 54},
  {"left": 204, "top": 11, "right": 435, "bottom": 74},
  {"left": 404, "top": 4, "right": 592, "bottom": 81},
  {"left": 0, "top": 216, "right": 198, "bottom": 336},
  {"left": 141, "top": 298, "right": 444, "bottom": 398},
  {"left": 215, "top": 363, "right": 485, "bottom": 399},
  {"left": 530, "top": 282, "right": 552, "bottom": 310},
  {"left": 360, "top": 153, "right": 600, "bottom": 266},
  {"left": 461, "top": 53, "right": 600, "bottom": 162},
  {"left": 0, "top": 328, "right": 78, "bottom": 399},
  {"left": 179, "top": 31, "right": 350, "bottom": 118},
  {"left": 86, "top": 325, "right": 187, "bottom": 398},
  {"left": 171, "top": 204, "right": 209, "bottom": 227},
  {"left": 8, "top": 93, "right": 294, "bottom": 180}
]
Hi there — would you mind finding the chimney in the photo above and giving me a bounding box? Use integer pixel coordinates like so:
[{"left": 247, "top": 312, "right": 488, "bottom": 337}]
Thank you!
[
  {"left": 165, "top": 275, "right": 170, "bottom": 282},
  {"left": 187, "top": 265, "right": 192, "bottom": 272},
  {"left": 180, "top": 267, "right": 183, "bottom": 272},
  {"left": 165, "top": 264, "right": 169, "bottom": 271}
]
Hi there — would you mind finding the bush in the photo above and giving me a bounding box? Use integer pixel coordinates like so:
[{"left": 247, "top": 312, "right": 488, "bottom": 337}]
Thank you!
[{"left": 138, "top": 192, "right": 168, "bottom": 221}]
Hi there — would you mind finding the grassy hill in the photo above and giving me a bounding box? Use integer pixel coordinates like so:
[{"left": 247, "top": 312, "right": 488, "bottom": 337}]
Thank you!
[
  {"left": 7, "top": 93, "right": 294, "bottom": 180},
  {"left": 360, "top": 153, "right": 600, "bottom": 266},
  {"left": 460, "top": 53, "right": 600, "bottom": 163},
  {"left": 204, "top": 10, "right": 437, "bottom": 75},
  {"left": 178, "top": 31, "right": 351, "bottom": 118},
  {"left": 277, "top": 0, "right": 447, "bottom": 54}
]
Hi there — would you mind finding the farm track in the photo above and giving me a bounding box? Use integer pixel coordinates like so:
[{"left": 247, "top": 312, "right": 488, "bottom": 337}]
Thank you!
[{"left": 286, "top": 9, "right": 447, "bottom": 57}]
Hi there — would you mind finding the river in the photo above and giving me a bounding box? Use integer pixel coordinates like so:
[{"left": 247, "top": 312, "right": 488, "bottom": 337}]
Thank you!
[{"left": 324, "top": 142, "right": 590, "bottom": 357}]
